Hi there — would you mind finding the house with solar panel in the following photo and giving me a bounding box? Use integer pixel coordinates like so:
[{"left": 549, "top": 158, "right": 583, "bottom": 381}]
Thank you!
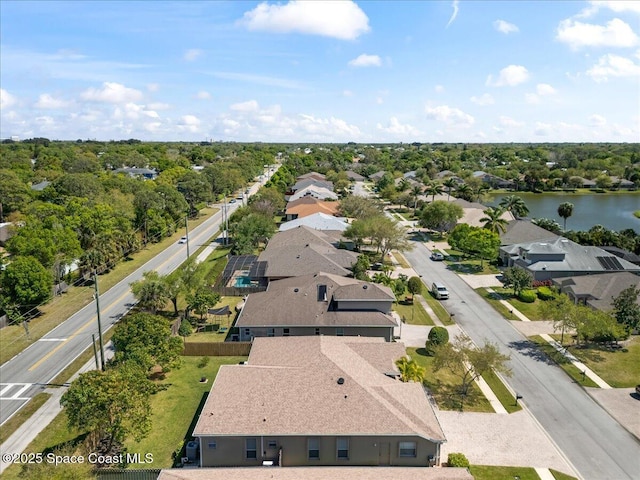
[{"left": 499, "top": 237, "right": 640, "bottom": 281}]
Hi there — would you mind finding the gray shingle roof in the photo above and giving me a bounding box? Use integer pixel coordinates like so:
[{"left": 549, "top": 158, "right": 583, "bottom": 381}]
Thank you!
[
  {"left": 501, "top": 220, "right": 560, "bottom": 246},
  {"left": 258, "top": 244, "right": 357, "bottom": 278},
  {"left": 279, "top": 213, "right": 349, "bottom": 232},
  {"left": 554, "top": 272, "right": 640, "bottom": 311}
]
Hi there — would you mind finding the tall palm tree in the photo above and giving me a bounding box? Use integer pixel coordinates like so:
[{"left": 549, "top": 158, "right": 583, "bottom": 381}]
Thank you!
[
  {"left": 443, "top": 178, "right": 457, "bottom": 200},
  {"left": 455, "top": 183, "right": 473, "bottom": 201},
  {"left": 557, "top": 202, "right": 574, "bottom": 231},
  {"left": 475, "top": 184, "right": 490, "bottom": 202},
  {"left": 424, "top": 183, "right": 443, "bottom": 201},
  {"left": 411, "top": 185, "right": 423, "bottom": 214},
  {"left": 499, "top": 195, "right": 529, "bottom": 220},
  {"left": 480, "top": 207, "right": 508, "bottom": 234}
]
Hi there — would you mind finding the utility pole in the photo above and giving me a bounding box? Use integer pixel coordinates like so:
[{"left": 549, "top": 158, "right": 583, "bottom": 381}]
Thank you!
[
  {"left": 222, "top": 196, "right": 228, "bottom": 245},
  {"left": 185, "top": 214, "right": 190, "bottom": 259},
  {"left": 93, "top": 273, "right": 106, "bottom": 371},
  {"left": 92, "top": 334, "right": 99, "bottom": 370}
]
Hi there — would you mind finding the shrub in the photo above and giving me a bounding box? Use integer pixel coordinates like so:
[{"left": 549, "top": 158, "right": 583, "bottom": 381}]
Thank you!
[
  {"left": 537, "top": 286, "right": 556, "bottom": 300},
  {"left": 178, "top": 319, "right": 193, "bottom": 337},
  {"left": 197, "top": 356, "right": 210, "bottom": 368},
  {"left": 518, "top": 289, "right": 537, "bottom": 303},
  {"left": 425, "top": 326, "right": 449, "bottom": 355},
  {"left": 447, "top": 452, "right": 470, "bottom": 468}
]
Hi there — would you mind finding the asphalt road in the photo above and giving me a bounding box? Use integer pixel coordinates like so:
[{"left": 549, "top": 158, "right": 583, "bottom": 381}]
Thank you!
[
  {"left": 405, "top": 242, "right": 640, "bottom": 480},
  {"left": 0, "top": 174, "right": 274, "bottom": 426}
]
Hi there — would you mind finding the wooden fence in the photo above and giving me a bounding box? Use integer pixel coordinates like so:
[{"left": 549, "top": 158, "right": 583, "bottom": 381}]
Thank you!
[{"left": 183, "top": 341, "right": 251, "bottom": 356}]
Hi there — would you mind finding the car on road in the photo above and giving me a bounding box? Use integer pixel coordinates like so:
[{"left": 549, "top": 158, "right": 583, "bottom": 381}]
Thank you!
[
  {"left": 431, "top": 282, "right": 449, "bottom": 300},
  {"left": 229, "top": 199, "right": 237, "bottom": 204},
  {"left": 430, "top": 252, "right": 445, "bottom": 261},
  {"left": 178, "top": 236, "right": 187, "bottom": 244}
]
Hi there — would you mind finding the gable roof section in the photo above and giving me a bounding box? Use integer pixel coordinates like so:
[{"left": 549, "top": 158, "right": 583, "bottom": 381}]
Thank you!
[
  {"left": 297, "top": 171, "right": 326, "bottom": 181},
  {"left": 285, "top": 197, "right": 339, "bottom": 218},
  {"left": 292, "top": 178, "right": 334, "bottom": 192},
  {"left": 266, "top": 225, "right": 338, "bottom": 249},
  {"left": 193, "top": 336, "right": 445, "bottom": 443},
  {"left": 288, "top": 185, "right": 339, "bottom": 202},
  {"left": 279, "top": 213, "right": 349, "bottom": 232},
  {"left": 554, "top": 272, "right": 640, "bottom": 311},
  {"left": 501, "top": 220, "right": 560, "bottom": 246},
  {"left": 258, "top": 243, "right": 357, "bottom": 278}
]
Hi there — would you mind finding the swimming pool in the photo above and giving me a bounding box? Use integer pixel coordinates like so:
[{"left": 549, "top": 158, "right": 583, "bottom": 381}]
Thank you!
[{"left": 233, "top": 275, "right": 252, "bottom": 288}]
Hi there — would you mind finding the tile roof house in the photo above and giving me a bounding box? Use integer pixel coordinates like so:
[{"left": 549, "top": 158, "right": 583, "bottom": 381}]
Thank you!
[
  {"left": 279, "top": 213, "right": 349, "bottom": 232},
  {"left": 553, "top": 272, "right": 640, "bottom": 312},
  {"left": 284, "top": 196, "right": 339, "bottom": 221},
  {"left": 450, "top": 198, "right": 514, "bottom": 228},
  {"left": 192, "top": 336, "right": 446, "bottom": 467},
  {"left": 235, "top": 273, "right": 397, "bottom": 341},
  {"left": 500, "top": 237, "right": 640, "bottom": 281},
  {"left": 287, "top": 185, "right": 339, "bottom": 202}
]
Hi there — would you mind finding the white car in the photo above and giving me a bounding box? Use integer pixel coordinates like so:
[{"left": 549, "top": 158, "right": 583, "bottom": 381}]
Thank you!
[
  {"left": 178, "top": 236, "right": 187, "bottom": 244},
  {"left": 431, "top": 282, "right": 449, "bottom": 300}
]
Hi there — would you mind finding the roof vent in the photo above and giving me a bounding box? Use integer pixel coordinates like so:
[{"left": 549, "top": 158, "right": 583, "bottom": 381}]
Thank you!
[
  {"left": 363, "top": 285, "right": 368, "bottom": 289},
  {"left": 337, "top": 377, "right": 345, "bottom": 385},
  {"left": 294, "top": 288, "right": 299, "bottom": 292}
]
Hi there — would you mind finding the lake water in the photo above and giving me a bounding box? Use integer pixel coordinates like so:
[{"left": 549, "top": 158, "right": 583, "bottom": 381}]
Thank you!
[{"left": 486, "top": 192, "right": 640, "bottom": 233}]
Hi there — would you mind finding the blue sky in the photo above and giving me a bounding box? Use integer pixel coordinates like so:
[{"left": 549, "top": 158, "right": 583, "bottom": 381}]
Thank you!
[{"left": 1, "top": 1, "right": 639, "bottom": 142}]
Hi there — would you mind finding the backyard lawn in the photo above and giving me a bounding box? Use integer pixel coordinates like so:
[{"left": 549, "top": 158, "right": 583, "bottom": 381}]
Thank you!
[{"left": 407, "top": 347, "right": 492, "bottom": 412}]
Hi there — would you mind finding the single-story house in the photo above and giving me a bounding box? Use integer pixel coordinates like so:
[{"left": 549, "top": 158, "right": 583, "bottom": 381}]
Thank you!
[
  {"left": 369, "top": 170, "right": 387, "bottom": 181},
  {"left": 30, "top": 180, "right": 51, "bottom": 191},
  {"left": 297, "top": 171, "right": 326, "bottom": 181},
  {"left": 193, "top": 336, "right": 446, "bottom": 467},
  {"left": 236, "top": 273, "right": 397, "bottom": 341},
  {"left": 0, "top": 222, "right": 14, "bottom": 245},
  {"left": 279, "top": 213, "right": 349, "bottom": 232},
  {"left": 472, "top": 171, "right": 514, "bottom": 189},
  {"left": 451, "top": 199, "right": 514, "bottom": 228},
  {"left": 610, "top": 176, "right": 635, "bottom": 189},
  {"left": 284, "top": 197, "right": 339, "bottom": 221},
  {"left": 290, "top": 177, "right": 334, "bottom": 193},
  {"left": 553, "top": 272, "right": 640, "bottom": 311},
  {"left": 345, "top": 170, "right": 365, "bottom": 182},
  {"left": 500, "top": 237, "right": 640, "bottom": 281},
  {"left": 114, "top": 167, "right": 158, "bottom": 180},
  {"left": 287, "top": 185, "right": 339, "bottom": 202}
]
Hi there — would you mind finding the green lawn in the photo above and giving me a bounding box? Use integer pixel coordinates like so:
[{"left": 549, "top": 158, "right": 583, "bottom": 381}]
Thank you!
[
  {"left": 469, "top": 465, "right": 541, "bottom": 480},
  {"left": 422, "top": 293, "right": 455, "bottom": 325},
  {"left": 482, "top": 370, "right": 522, "bottom": 414},
  {"left": 479, "top": 287, "right": 546, "bottom": 321},
  {"left": 126, "top": 356, "right": 246, "bottom": 468},
  {"left": 528, "top": 336, "right": 599, "bottom": 388},
  {"left": 444, "top": 250, "right": 501, "bottom": 275},
  {"left": 394, "top": 300, "right": 434, "bottom": 326},
  {"left": 549, "top": 468, "right": 579, "bottom": 480},
  {"left": 561, "top": 335, "right": 640, "bottom": 388},
  {"left": 407, "top": 347, "right": 492, "bottom": 412},
  {"left": 392, "top": 251, "right": 411, "bottom": 268}
]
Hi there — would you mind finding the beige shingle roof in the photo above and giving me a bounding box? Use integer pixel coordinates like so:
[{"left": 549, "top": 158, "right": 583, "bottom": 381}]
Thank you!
[
  {"left": 193, "top": 337, "right": 446, "bottom": 443},
  {"left": 258, "top": 244, "right": 358, "bottom": 278},
  {"left": 265, "top": 226, "right": 339, "bottom": 249}
]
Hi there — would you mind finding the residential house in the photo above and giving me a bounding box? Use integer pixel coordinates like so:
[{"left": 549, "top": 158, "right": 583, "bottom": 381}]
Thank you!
[
  {"left": 600, "top": 246, "right": 640, "bottom": 266},
  {"left": 288, "top": 185, "right": 339, "bottom": 202},
  {"left": 284, "top": 196, "right": 339, "bottom": 221},
  {"left": 449, "top": 199, "right": 514, "bottom": 229},
  {"left": 0, "top": 222, "right": 14, "bottom": 245},
  {"left": 114, "top": 167, "right": 158, "bottom": 180},
  {"left": 193, "top": 336, "right": 446, "bottom": 468},
  {"left": 345, "top": 170, "right": 365, "bottom": 182},
  {"left": 30, "top": 180, "right": 51, "bottom": 191},
  {"left": 369, "top": 170, "right": 387, "bottom": 182},
  {"left": 500, "top": 220, "right": 560, "bottom": 246},
  {"left": 290, "top": 177, "right": 334, "bottom": 193},
  {"left": 553, "top": 272, "right": 640, "bottom": 311},
  {"left": 279, "top": 213, "right": 349, "bottom": 232},
  {"left": 610, "top": 176, "right": 635, "bottom": 189},
  {"left": 500, "top": 237, "right": 640, "bottom": 281},
  {"left": 472, "top": 171, "right": 514, "bottom": 189},
  {"left": 236, "top": 273, "right": 397, "bottom": 341},
  {"left": 297, "top": 171, "right": 326, "bottom": 181}
]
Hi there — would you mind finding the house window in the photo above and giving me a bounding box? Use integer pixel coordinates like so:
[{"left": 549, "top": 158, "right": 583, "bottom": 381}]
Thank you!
[
  {"left": 399, "top": 441, "right": 416, "bottom": 457},
  {"left": 283, "top": 328, "right": 290, "bottom": 337},
  {"left": 244, "top": 328, "right": 251, "bottom": 338},
  {"left": 208, "top": 441, "right": 217, "bottom": 449},
  {"left": 315, "top": 328, "right": 320, "bottom": 336},
  {"left": 308, "top": 438, "right": 320, "bottom": 460},
  {"left": 268, "top": 440, "right": 277, "bottom": 449},
  {"left": 336, "top": 438, "right": 349, "bottom": 460},
  {"left": 267, "top": 328, "right": 275, "bottom": 337},
  {"left": 245, "top": 438, "right": 257, "bottom": 459},
  {"left": 336, "top": 327, "right": 344, "bottom": 337}
]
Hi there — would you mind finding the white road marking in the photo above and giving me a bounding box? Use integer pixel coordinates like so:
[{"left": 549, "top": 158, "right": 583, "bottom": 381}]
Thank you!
[{"left": 0, "top": 383, "right": 32, "bottom": 401}]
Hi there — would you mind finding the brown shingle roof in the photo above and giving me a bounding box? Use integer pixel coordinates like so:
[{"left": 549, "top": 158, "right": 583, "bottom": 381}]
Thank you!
[
  {"left": 285, "top": 198, "right": 339, "bottom": 218},
  {"left": 193, "top": 336, "right": 446, "bottom": 443}
]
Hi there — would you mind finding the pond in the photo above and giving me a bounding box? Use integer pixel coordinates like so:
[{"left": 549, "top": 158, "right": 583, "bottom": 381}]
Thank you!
[{"left": 486, "top": 192, "right": 640, "bottom": 232}]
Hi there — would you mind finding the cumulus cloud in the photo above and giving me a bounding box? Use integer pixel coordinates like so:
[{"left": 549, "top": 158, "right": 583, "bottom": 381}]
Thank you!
[
  {"left": 184, "top": 49, "right": 203, "bottom": 61},
  {"left": 230, "top": 100, "right": 260, "bottom": 112},
  {"left": 578, "top": 1, "right": 640, "bottom": 18},
  {"left": 238, "top": 0, "right": 370, "bottom": 40},
  {"left": 486, "top": 65, "right": 530, "bottom": 87},
  {"left": 113, "top": 103, "right": 160, "bottom": 121},
  {"left": 348, "top": 54, "right": 382, "bottom": 67},
  {"left": 493, "top": 19, "right": 519, "bottom": 34},
  {"left": 297, "top": 114, "right": 361, "bottom": 138},
  {"left": 425, "top": 104, "right": 474, "bottom": 127},
  {"left": 196, "top": 91, "right": 212, "bottom": 100},
  {"left": 81, "top": 82, "right": 143, "bottom": 103},
  {"left": 34, "top": 93, "right": 70, "bottom": 109},
  {"left": 446, "top": 0, "right": 459, "bottom": 28},
  {"left": 589, "top": 114, "right": 607, "bottom": 126},
  {"left": 1, "top": 88, "right": 18, "bottom": 109},
  {"left": 536, "top": 83, "right": 557, "bottom": 95},
  {"left": 525, "top": 93, "right": 540, "bottom": 104},
  {"left": 177, "top": 115, "right": 201, "bottom": 133},
  {"left": 556, "top": 18, "right": 638, "bottom": 49},
  {"left": 586, "top": 53, "right": 640, "bottom": 81},
  {"left": 377, "top": 117, "right": 420, "bottom": 136},
  {"left": 470, "top": 93, "right": 495, "bottom": 106}
]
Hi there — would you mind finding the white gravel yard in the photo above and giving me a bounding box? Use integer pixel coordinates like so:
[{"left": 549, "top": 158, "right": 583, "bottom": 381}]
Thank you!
[{"left": 437, "top": 410, "right": 574, "bottom": 474}]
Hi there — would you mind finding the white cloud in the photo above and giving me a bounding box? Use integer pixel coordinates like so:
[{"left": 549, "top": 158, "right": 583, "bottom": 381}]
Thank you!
[
  {"left": 579, "top": 1, "right": 640, "bottom": 17},
  {"left": 434, "top": 85, "right": 445, "bottom": 93},
  {"left": 196, "top": 91, "right": 212, "bottom": 100},
  {"left": 446, "top": 0, "right": 459, "bottom": 28},
  {"left": 80, "top": 82, "right": 143, "bottom": 103},
  {"left": 177, "top": 115, "right": 201, "bottom": 133},
  {"left": 470, "top": 93, "right": 495, "bottom": 106},
  {"left": 230, "top": 100, "right": 260, "bottom": 112},
  {"left": 525, "top": 93, "right": 540, "bottom": 104},
  {"left": 589, "top": 114, "right": 607, "bottom": 126},
  {"left": 493, "top": 19, "right": 519, "bottom": 34},
  {"left": 586, "top": 53, "right": 640, "bottom": 81},
  {"left": 556, "top": 18, "right": 638, "bottom": 49},
  {"left": 499, "top": 116, "right": 524, "bottom": 127},
  {"left": 34, "top": 93, "right": 70, "bottom": 109},
  {"left": 184, "top": 49, "right": 203, "bottom": 61},
  {"left": 425, "top": 104, "right": 474, "bottom": 127},
  {"left": 377, "top": 117, "right": 420, "bottom": 136},
  {"left": 238, "top": 0, "right": 370, "bottom": 40},
  {"left": 297, "top": 114, "right": 361, "bottom": 139},
  {"left": 0, "top": 88, "right": 18, "bottom": 109},
  {"left": 113, "top": 103, "right": 160, "bottom": 121},
  {"left": 536, "top": 83, "right": 557, "bottom": 95},
  {"left": 534, "top": 122, "right": 551, "bottom": 136},
  {"left": 147, "top": 102, "right": 170, "bottom": 110},
  {"left": 486, "top": 65, "right": 530, "bottom": 87},
  {"left": 348, "top": 54, "right": 382, "bottom": 67}
]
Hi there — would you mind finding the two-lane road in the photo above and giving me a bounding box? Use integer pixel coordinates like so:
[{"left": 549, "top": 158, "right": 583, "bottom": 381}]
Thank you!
[{"left": 405, "top": 242, "right": 640, "bottom": 480}]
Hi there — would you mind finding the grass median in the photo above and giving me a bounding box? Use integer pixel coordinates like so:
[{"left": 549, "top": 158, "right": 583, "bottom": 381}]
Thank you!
[{"left": 529, "top": 336, "right": 599, "bottom": 388}]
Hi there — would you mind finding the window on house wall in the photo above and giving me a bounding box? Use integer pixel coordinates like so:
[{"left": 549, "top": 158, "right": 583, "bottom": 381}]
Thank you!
[
  {"left": 308, "top": 438, "right": 320, "bottom": 460},
  {"left": 283, "top": 328, "right": 290, "bottom": 336},
  {"left": 268, "top": 440, "right": 277, "bottom": 449},
  {"left": 337, "top": 438, "right": 349, "bottom": 459},
  {"left": 244, "top": 328, "right": 251, "bottom": 338},
  {"left": 399, "top": 441, "right": 416, "bottom": 457},
  {"left": 245, "top": 438, "right": 257, "bottom": 459},
  {"left": 267, "top": 328, "right": 275, "bottom": 337},
  {"left": 336, "top": 327, "right": 344, "bottom": 336},
  {"left": 315, "top": 328, "right": 320, "bottom": 335},
  {"left": 208, "top": 441, "right": 217, "bottom": 449}
]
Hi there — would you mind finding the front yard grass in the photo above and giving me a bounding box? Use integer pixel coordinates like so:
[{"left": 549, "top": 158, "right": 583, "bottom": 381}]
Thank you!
[
  {"left": 392, "top": 251, "right": 411, "bottom": 269},
  {"left": 482, "top": 370, "right": 522, "bottom": 414},
  {"left": 394, "top": 300, "right": 434, "bottom": 326},
  {"left": 549, "top": 468, "right": 579, "bottom": 480},
  {"left": 528, "top": 336, "right": 599, "bottom": 388},
  {"left": 469, "top": 465, "right": 541, "bottom": 480},
  {"left": 559, "top": 335, "right": 640, "bottom": 388},
  {"left": 408, "top": 347, "right": 492, "bottom": 412},
  {"left": 422, "top": 293, "right": 455, "bottom": 325},
  {"left": 478, "top": 287, "right": 546, "bottom": 321},
  {"left": 444, "top": 250, "right": 501, "bottom": 275}
]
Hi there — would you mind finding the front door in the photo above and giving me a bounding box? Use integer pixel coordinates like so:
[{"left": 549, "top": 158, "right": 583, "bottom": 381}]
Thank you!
[{"left": 378, "top": 442, "right": 390, "bottom": 466}]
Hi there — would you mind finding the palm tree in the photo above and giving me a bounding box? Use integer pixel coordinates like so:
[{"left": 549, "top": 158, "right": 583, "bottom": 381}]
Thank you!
[
  {"left": 443, "top": 178, "right": 457, "bottom": 200},
  {"left": 557, "top": 202, "right": 574, "bottom": 231},
  {"left": 455, "top": 183, "right": 473, "bottom": 201},
  {"left": 499, "top": 195, "right": 529, "bottom": 220},
  {"left": 424, "top": 183, "right": 443, "bottom": 201},
  {"left": 480, "top": 207, "right": 508, "bottom": 234},
  {"left": 395, "top": 357, "right": 426, "bottom": 383},
  {"left": 411, "top": 185, "right": 423, "bottom": 214},
  {"left": 475, "top": 184, "right": 490, "bottom": 202}
]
